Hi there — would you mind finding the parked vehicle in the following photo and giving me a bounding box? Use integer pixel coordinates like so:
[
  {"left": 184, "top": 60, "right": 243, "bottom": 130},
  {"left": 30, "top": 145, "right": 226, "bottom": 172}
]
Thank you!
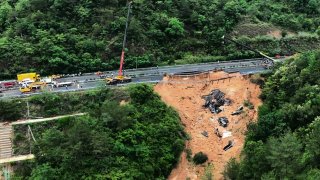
[{"left": 0, "top": 81, "right": 16, "bottom": 89}]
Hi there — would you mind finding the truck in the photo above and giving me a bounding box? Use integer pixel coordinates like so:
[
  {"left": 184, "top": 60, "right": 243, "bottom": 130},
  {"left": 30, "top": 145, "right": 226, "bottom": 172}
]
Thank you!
[
  {"left": 0, "top": 81, "right": 16, "bottom": 89},
  {"left": 17, "top": 73, "right": 40, "bottom": 84},
  {"left": 40, "top": 77, "right": 55, "bottom": 85},
  {"left": 53, "top": 81, "right": 73, "bottom": 88}
]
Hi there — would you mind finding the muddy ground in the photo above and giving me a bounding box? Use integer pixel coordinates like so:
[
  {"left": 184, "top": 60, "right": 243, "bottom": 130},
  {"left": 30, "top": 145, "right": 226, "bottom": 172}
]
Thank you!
[{"left": 154, "top": 71, "right": 262, "bottom": 180}]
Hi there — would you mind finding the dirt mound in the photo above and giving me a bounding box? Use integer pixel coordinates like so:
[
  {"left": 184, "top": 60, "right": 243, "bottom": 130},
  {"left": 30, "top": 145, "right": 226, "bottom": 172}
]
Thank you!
[{"left": 154, "top": 71, "right": 262, "bottom": 180}]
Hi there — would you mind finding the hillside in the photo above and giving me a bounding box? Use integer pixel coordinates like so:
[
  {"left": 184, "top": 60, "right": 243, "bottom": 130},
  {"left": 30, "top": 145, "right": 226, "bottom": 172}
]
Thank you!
[
  {"left": 0, "top": 0, "right": 319, "bottom": 79},
  {"left": 1, "top": 85, "right": 186, "bottom": 179},
  {"left": 224, "top": 51, "right": 320, "bottom": 179}
]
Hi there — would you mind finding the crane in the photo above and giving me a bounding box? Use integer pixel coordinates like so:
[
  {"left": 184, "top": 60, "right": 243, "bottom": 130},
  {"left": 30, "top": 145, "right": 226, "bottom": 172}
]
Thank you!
[
  {"left": 222, "top": 36, "right": 275, "bottom": 69},
  {"left": 106, "top": 1, "right": 133, "bottom": 85}
]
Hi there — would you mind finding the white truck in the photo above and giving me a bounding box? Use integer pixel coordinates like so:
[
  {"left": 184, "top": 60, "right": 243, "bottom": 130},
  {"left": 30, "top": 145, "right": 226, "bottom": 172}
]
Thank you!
[{"left": 53, "top": 81, "right": 73, "bottom": 88}]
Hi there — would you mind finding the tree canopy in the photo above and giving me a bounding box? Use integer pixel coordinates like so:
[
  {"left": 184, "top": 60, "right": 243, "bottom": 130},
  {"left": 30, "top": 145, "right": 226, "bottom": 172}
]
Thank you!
[
  {"left": 0, "top": 0, "right": 319, "bottom": 79},
  {"left": 13, "top": 84, "right": 186, "bottom": 179}
]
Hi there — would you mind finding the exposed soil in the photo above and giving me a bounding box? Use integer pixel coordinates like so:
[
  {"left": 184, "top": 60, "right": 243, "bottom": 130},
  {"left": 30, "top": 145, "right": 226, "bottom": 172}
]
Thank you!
[
  {"left": 231, "top": 22, "right": 295, "bottom": 39},
  {"left": 154, "top": 71, "right": 262, "bottom": 180},
  {"left": 266, "top": 29, "right": 295, "bottom": 39}
]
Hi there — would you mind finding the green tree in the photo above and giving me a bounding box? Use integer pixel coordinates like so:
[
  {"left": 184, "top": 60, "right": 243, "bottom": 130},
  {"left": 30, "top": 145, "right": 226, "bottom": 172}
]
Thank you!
[
  {"left": 266, "top": 133, "right": 302, "bottom": 179},
  {"left": 223, "top": 158, "right": 240, "bottom": 180},
  {"left": 30, "top": 163, "right": 59, "bottom": 180},
  {"left": 165, "top": 17, "right": 184, "bottom": 37},
  {"left": 304, "top": 117, "right": 320, "bottom": 166},
  {"left": 0, "top": 100, "right": 24, "bottom": 121}
]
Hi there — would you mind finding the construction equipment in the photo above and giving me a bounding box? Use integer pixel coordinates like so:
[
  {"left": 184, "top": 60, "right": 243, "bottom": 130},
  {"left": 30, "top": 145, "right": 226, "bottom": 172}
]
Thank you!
[
  {"left": 19, "top": 82, "right": 46, "bottom": 93},
  {"left": 17, "top": 73, "right": 40, "bottom": 84},
  {"left": 106, "top": 2, "right": 132, "bottom": 85},
  {"left": 51, "top": 74, "right": 62, "bottom": 80},
  {"left": 222, "top": 36, "right": 275, "bottom": 69},
  {"left": 17, "top": 73, "right": 47, "bottom": 93}
]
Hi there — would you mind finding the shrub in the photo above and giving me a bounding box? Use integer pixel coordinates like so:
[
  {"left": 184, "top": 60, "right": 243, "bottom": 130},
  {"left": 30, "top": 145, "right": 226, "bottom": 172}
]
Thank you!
[
  {"left": 223, "top": 158, "right": 240, "bottom": 180},
  {"left": 186, "top": 148, "right": 192, "bottom": 162},
  {"left": 193, "top": 152, "right": 208, "bottom": 165},
  {"left": 202, "top": 163, "right": 214, "bottom": 180},
  {"left": 244, "top": 99, "right": 254, "bottom": 109},
  {"left": 281, "top": 31, "right": 288, "bottom": 38},
  {"left": 250, "top": 77, "right": 265, "bottom": 87}
]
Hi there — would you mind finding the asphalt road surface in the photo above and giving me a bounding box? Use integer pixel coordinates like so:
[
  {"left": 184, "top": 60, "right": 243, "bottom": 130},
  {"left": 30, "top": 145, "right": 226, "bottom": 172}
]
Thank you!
[{"left": 0, "top": 58, "right": 272, "bottom": 99}]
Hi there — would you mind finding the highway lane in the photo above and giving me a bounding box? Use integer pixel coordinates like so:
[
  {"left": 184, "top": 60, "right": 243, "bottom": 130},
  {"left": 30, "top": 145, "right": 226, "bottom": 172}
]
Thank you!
[
  {"left": 0, "top": 58, "right": 270, "bottom": 99},
  {"left": 57, "top": 58, "right": 266, "bottom": 82}
]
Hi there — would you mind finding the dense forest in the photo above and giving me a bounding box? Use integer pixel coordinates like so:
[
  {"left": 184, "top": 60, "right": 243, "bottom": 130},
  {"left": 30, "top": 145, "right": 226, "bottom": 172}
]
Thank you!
[
  {"left": 0, "top": 0, "right": 320, "bottom": 79},
  {"left": 0, "top": 84, "right": 186, "bottom": 179},
  {"left": 224, "top": 50, "right": 320, "bottom": 179}
]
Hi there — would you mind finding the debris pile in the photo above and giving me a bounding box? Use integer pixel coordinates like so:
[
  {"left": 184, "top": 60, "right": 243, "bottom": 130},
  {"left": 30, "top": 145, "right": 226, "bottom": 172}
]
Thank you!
[
  {"left": 231, "top": 106, "right": 244, "bottom": 116},
  {"left": 214, "top": 128, "right": 222, "bottom": 138},
  {"left": 201, "top": 131, "right": 209, "bottom": 137},
  {"left": 203, "top": 89, "right": 230, "bottom": 114},
  {"left": 223, "top": 140, "right": 235, "bottom": 151},
  {"left": 217, "top": 117, "right": 229, "bottom": 127}
]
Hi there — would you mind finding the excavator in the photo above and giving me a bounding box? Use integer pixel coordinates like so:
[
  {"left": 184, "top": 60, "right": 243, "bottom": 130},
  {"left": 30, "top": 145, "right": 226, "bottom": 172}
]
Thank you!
[
  {"left": 20, "top": 82, "right": 46, "bottom": 93},
  {"left": 106, "top": 1, "right": 133, "bottom": 85},
  {"left": 222, "top": 36, "right": 275, "bottom": 69},
  {"left": 18, "top": 73, "right": 47, "bottom": 93}
]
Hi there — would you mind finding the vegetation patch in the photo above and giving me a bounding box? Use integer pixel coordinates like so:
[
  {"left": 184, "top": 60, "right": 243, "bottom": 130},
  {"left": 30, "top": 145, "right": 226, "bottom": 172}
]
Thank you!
[
  {"left": 12, "top": 84, "right": 186, "bottom": 179},
  {"left": 243, "top": 99, "right": 254, "bottom": 109},
  {"left": 193, "top": 152, "right": 208, "bottom": 165}
]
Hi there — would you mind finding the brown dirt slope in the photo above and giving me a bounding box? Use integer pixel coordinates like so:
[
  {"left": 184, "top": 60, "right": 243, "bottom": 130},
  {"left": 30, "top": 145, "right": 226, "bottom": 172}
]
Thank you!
[{"left": 154, "top": 71, "right": 262, "bottom": 180}]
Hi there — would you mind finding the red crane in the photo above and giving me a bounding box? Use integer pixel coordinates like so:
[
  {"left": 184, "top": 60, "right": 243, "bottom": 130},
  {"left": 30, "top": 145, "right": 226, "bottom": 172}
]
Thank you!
[
  {"left": 106, "top": 1, "right": 133, "bottom": 85},
  {"left": 118, "top": 1, "right": 132, "bottom": 76}
]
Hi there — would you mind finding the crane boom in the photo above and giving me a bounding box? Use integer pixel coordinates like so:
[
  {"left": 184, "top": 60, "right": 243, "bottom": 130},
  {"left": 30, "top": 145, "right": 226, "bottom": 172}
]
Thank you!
[
  {"left": 119, "top": 1, "right": 132, "bottom": 76},
  {"left": 105, "top": 2, "right": 133, "bottom": 85}
]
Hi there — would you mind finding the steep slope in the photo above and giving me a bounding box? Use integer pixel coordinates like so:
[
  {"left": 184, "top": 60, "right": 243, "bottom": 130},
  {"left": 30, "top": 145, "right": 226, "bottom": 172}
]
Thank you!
[{"left": 154, "top": 71, "right": 261, "bottom": 179}]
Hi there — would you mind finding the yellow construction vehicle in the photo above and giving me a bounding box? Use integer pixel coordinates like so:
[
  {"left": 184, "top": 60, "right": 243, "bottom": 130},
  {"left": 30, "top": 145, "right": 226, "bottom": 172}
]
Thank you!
[
  {"left": 51, "top": 74, "right": 62, "bottom": 80},
  {"left": 106, "top": 2, "right": 132, "bottom": 85},
  {"left": 19, "top": 82, "right": 46, "bottom": 93},
  {"left": 106, "top": 75, "right": 132, "bottom": 85},
  {"left": 17, "top": 73, "right": 40, "bottom": 84},
  {"left": 17, "top": 72, "right": 48, "bottom": 93}
]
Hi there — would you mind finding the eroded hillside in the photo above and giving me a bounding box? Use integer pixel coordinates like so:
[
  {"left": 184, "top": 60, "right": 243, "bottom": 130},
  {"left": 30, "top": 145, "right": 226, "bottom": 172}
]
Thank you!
[{"left": 155, "top": 71, "right": 262, "bottom": 179}]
